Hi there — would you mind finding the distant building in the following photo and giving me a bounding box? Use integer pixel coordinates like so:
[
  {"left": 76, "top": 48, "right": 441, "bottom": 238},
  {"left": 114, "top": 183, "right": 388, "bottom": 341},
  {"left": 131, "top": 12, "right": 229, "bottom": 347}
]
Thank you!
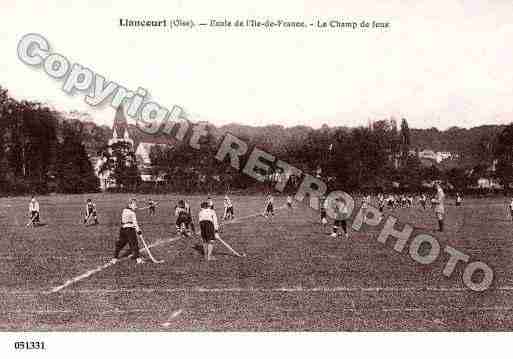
[
  {"left": 476, "top": 178, "right": 502, "bottom": 189},
  {"left": 419, "top": 149, "right": 437, "bottom": 162},
  {"left": 418, "top": 149, "right": 454, "bottom": 163},
  {"left": 95, "top": 105, "right": 172, "bottom": 190}
]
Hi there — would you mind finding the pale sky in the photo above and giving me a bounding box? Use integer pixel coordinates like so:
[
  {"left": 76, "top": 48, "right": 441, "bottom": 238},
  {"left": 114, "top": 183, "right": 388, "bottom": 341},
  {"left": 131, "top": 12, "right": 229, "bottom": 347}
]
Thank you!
[{"left": 1, "top": 0, "right": 513, "bottom": 129}]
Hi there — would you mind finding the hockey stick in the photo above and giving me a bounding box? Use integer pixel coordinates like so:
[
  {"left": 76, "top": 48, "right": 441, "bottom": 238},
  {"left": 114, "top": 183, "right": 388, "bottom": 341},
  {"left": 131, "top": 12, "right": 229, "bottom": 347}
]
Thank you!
[
  {"left": 138, "top": 233, "right": 165, "bottom": 263},
  {"left": 26, "top": 211, "right": 39, "bottom": 227},
  {"left": 26, "top": 214, "right": 36, "bottom": 227},
  {"left": 137, "top": 203, "right": 159, "bottom": 211},
  {"left": 216, "top": 235, "right": 246, "bottom": 258},
  {"left": 83, "top": 212, "right": 93, "bottom": 225}
]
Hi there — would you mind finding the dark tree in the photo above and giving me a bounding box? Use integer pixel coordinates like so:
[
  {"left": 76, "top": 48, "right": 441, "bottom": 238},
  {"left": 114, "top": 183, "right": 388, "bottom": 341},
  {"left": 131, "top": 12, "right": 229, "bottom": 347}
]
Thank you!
[{"left": 494, "top": 124, "right": 513, "bottom": 195}]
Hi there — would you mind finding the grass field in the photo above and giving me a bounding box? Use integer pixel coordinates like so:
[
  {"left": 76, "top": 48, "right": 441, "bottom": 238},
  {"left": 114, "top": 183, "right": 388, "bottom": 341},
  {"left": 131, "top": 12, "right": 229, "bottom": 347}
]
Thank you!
[{"left": 1, "top": 193, "right": 513, "bottom": 331}]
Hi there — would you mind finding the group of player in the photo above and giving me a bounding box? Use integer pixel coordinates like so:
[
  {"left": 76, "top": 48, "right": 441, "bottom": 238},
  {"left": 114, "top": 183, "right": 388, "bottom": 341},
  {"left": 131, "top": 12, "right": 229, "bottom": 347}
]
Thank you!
[
  {"left": 372, "top": 192, "right": 462, "bottom": 211},
  {"left": 26, "top": 183, "right": 506, "bottom": 266},
  {"left": 111, "top": 194, "right": 239, "bottom": 263}
]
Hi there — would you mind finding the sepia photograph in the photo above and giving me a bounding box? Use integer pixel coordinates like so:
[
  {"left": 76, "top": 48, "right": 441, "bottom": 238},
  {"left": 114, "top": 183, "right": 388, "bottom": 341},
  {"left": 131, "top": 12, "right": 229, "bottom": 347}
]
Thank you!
[{"left": 1, "top": 0, "right": 513, "bottom": 357}]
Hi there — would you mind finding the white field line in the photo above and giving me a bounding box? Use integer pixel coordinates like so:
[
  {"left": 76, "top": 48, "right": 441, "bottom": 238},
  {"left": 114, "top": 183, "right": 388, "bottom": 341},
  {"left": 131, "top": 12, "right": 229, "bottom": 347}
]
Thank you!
[
  {"left": 5, "top": 285, "right": 513, "bottom": 296},
  {"left": 161, "top": 309, "right": 184, "bottom": 327},
  {"left": 3, "top": 306, "right": 513, "bottom": 316},
  {"left": 46, "top": 236, "right": 182, "bottom": 294},
  {"left": 46, "top": 206, "right": 281, "bottom": 294}
]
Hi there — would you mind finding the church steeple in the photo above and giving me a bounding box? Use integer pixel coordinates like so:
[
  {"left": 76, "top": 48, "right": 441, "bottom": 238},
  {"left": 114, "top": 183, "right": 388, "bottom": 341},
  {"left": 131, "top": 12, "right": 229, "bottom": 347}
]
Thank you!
[{"left": 109, "top": 104, "right": 133, "bottom": 147}]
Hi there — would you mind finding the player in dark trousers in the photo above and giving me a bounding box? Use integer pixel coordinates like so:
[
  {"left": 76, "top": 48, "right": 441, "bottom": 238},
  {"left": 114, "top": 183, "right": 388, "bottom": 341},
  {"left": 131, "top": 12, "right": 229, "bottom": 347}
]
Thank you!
[
  {"left": 420, "top": 194, "right": 427, "bottom": 210},
  {"left": 28, "top": 196, "right": 40, "bottom": 226},
  {"left": 455, "top": 193, "right": 463, "bottom": 207},
  {"left": 148, "top": 198, "right": 157, "bottom": 216},
  {"left": 175, "top": 200, "right": 190, "bottom": 235},
  {"left": 198, "top": 201, "right": 220, "bottom": 261},
  {"left": 184, "top": 199, "right": 196, "bottom": 234},
  {"left": 432, "top": 184, "right": 445, "bottom": 232},
  {"left": 84, "top": 199, "right": 99, "bottom": 225},
  {"left": 223, "top": 195, "right": 235, "bottom": 220},
  {"left": 111, "top": 199, "right": 144, "bottom": 264},
  {"left": 263, "top": 194, "right": 274, "bottom": 218},
  {"left": 330, "top": 197, "right": 349, "bottom": 239},
  {"left": 320, "top": 195, "right": 328, "bottom": 226}
]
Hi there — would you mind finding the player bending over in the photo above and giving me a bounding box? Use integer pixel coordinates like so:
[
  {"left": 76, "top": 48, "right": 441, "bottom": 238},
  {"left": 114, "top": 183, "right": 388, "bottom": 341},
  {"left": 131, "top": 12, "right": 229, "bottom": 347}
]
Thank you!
[
  {"left": 263, "top": 193, "right": 274, "bottom": 218},
  {"left": 84, "top": 199, "right": 99, "bottom": 225},
  {"left": 28, "top": 196, "right": 40, "bottom": 226},
  {"left": 330, "top": 197, "right": 349, "bottom": 239},
  {"left": 199, "top": 201, "right": 220, "bottom": 261},
  {"left": 111, "top": 199, "right": 144, "bottom": 264},
  {"left": 223, "top": 195, "right": 235, "bottom": 220}
]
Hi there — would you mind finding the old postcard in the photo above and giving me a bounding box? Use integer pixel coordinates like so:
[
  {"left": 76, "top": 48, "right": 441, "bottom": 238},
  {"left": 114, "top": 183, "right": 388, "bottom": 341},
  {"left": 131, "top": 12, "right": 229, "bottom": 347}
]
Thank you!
[{"left": 1, "top": 0, "right": 512, "bottom": 357}]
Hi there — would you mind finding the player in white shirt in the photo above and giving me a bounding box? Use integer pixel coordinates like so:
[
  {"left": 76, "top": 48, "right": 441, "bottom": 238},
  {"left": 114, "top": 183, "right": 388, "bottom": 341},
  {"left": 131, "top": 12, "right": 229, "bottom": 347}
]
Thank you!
[
  {"left": 175, "top": 200, "right": 190, "bottom": 235},
  {"left": 420, "top": 194, "right": 427, "bottom": 210},
  {"left": 377, "top": 193, "right": 385, "bottom": 213},
  {"left": 320, "top": 195, "right": 328, "bottom": 225},
  {"left": 223, "top": 195, "right": 234, "bottom": 221},
  {"left": 455, "top": 193, "right": 463, "bottom": 207},
  {"left": 28, "top": 196, "right": 40, "bottom": 226},
  {"left": 361, "top": 194, "right": 371, "bottom": 218},
  {"left": 263, "top": 194, "right": 274, "bottom": 218},
  {"left": 330, "top": 197, "right": 349, "bottom": 239},
  {"left": 84, "top": 199, "right": 99, "bottom": 225},
  {"left": 111, "top": 199, "right": 144, "bottom": 264},
  {"left": 199, "top": 201, "right": 220, "bottom": 261},
  {"left": 286, "top": 195, "right": 293, "bottom": 212},
  {"left": 432, "top": 184, "right": 445, "bottom": 232}
]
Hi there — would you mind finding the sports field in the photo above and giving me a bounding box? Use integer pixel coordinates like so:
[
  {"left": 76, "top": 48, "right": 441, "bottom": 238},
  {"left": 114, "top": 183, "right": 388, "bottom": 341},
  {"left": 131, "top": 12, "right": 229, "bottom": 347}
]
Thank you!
[{"left": 0, "top": 194, "right": 512, "bottom": 331}]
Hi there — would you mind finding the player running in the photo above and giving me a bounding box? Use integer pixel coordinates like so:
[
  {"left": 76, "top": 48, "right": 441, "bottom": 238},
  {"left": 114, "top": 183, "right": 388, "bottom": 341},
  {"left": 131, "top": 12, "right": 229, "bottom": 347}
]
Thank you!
[
  {"left": 330, "top": 197, "right": 349, "bottom": 239},
  {"left": 223, "top": 195, "right": 235, "bottom": 221},
  {"left": 199, "top": 201, "right": 220, "bottom": 261},
  {"left": 83, "top": 199, "right": 99, "bottom": 225},
  {"left": 111, "top": 199, "right": 144, "bottom": 264},
  {"left": 27, "top": 196, "right": 40, "bottom": 226},
  {"left": 263, "top": 193, "right": 274, "bottom": 218}
]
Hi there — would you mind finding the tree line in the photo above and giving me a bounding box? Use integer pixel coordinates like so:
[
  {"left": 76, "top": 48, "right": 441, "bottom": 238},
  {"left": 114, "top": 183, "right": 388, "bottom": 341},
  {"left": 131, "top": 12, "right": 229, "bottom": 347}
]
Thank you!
[
  {"left": 0, "top": 86, "right": 99, "bottom": 195},
  {"left": 2, "top": 84, "right": 513, "bottom": 196}
]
